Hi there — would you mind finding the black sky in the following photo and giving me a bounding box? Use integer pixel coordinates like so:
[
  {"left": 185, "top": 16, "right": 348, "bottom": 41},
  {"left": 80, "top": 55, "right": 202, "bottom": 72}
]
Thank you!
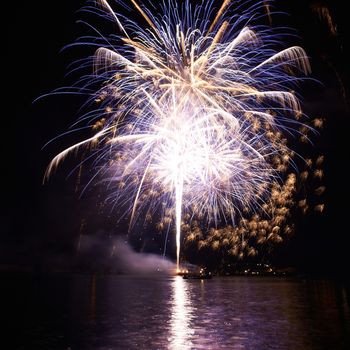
[{"left": 3, "top": 0, "right": 350, "bottom": 275}]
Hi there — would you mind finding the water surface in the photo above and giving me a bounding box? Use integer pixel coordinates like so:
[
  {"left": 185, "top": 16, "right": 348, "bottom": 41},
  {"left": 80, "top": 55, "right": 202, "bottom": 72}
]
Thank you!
[{"left": 3, "top": 274, "right": 349, "bottom": 349}]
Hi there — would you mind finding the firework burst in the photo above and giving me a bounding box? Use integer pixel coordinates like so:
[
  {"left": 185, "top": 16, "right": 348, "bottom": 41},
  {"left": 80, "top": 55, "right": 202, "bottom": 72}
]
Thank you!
[{"left": 46, "top": 0, "right": 310, "bottom": 269}]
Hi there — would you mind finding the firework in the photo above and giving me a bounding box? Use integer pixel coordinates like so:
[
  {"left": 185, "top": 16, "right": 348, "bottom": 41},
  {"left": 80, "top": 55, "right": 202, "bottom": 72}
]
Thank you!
[
  {"left": 182, "top": 146, "right": 326, "bottom": 267},
  {"left": 46, "top": 0, "right": 310, "bottom": 270}
]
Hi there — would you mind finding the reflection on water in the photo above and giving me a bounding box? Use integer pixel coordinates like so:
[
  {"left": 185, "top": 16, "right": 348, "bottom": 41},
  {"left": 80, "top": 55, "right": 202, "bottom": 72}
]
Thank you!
[
  {"left": 89, "top": 274, "right": 97, "bottom": 322},
  {"left": 169, "top": 277, "right": 193, "bottom": 349},
  {"left": 3, "top": 274, "right": 349, "bottom": 349}
]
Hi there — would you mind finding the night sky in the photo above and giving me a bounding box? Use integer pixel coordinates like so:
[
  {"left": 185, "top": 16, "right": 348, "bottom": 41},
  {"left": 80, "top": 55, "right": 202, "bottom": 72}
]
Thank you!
[{"left": 4, "top": 0, "right": 349, "bottom": 276}]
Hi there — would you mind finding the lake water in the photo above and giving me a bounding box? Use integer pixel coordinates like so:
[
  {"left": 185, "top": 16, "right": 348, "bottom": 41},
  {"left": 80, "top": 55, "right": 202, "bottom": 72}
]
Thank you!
[{"left": 2, "top": 274, "right": 349, "bottom": 349}]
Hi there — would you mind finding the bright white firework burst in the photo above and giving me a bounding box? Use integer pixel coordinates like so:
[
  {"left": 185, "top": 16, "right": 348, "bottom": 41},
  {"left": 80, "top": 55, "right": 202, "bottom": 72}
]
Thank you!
[{"left": 46, "top": 0, "right": 311, "bottom": 270}]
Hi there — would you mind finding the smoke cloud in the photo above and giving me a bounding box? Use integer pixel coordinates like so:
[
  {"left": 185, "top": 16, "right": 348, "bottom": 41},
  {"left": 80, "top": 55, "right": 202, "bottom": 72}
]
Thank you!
[{"left": 78, "top": 233, "right": 175, "bottom": 274}]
